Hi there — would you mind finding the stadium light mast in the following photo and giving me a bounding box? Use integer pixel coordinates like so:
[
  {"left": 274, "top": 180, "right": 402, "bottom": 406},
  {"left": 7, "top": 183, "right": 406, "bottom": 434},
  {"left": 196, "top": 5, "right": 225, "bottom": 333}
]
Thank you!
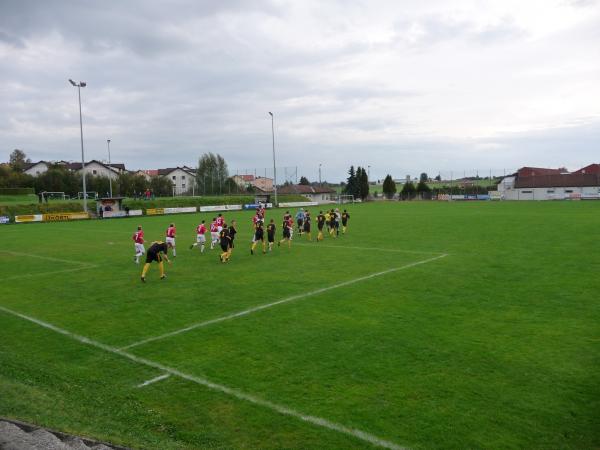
[
  {"left": 107, "top": 139, "right": 113, "bottom": 198},
  {"left": 69, "top": 79, "right": 88, "bottom": 212},
  {"left": 268, "top": 112, "right": 278, "bottom": 207},
  {"left": 319, "top": 163, "right": 322, "bottom": 186}
]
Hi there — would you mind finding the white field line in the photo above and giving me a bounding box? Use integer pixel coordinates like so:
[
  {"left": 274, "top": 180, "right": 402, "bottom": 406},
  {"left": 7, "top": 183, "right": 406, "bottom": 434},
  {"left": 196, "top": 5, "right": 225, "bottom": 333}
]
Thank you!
[
  {"left": 294, "top": 242, "right": 444, "bottom": 255},
  {"left": 0, "top": 305, "right": 407, "bottom": 450},
  {"left": 121, "top": 254, "right": 448, "bottom": 350},
  {"left": 0, "top": 250, "right": 95, "bottom": 266},
  {"left": 137, "top": 373, "right": 170, "bottom": 388},
  {"left": 5, "top": 265, "right": 97, "bottom": 281}
]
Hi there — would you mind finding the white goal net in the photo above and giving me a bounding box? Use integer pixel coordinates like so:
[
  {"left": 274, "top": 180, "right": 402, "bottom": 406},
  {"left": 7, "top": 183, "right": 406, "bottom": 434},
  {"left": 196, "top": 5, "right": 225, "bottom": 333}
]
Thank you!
[{"left": 336, "top": 194, "right": 355, "bottom": 204}]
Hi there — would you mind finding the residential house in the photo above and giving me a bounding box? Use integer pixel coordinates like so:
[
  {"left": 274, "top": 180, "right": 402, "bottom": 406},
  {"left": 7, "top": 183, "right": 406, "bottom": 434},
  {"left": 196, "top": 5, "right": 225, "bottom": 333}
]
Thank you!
[
  {"left": 158, "top": 167, "right": 196, "bottom": 194},
  {"left": 277, "top": 184, "right": 335, "bottom": 202}
]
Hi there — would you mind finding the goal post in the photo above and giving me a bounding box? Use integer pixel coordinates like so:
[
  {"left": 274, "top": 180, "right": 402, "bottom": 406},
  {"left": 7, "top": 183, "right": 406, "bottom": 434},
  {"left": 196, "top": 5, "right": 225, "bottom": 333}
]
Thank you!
[
  {"left": 78, "top": 191, "right": 98, "bottom": 200},
  {"left": 41, "top": 192, "right": 66, "bottom": 201},
  {"left": 336, "top": 194, "right": 355, "bottom": 204}
]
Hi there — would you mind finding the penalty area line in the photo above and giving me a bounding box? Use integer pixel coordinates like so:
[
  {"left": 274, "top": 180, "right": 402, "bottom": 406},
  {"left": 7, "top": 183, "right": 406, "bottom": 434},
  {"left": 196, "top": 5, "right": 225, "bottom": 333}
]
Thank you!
[
  {"left": 294, "top": 242, "right": 445, "bottom": 255},
  {"left": 0, "top": 305, "right": 407, "bottom": 450},
  {"left": 121, "top": 253, "right": 448, "bottom": 350},
  {"left": 137, "top": 373, "right": 170, "bottom": 388}
]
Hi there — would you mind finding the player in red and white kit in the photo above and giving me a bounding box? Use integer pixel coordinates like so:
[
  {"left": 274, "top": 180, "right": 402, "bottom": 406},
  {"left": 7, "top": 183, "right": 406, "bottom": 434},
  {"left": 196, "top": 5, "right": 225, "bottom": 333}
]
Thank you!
[
  {"left": 166, "top": 223, "right": 177, "bottom": 257},
  {"left": 189, "top": 220, "right": 207, "bottom": 253},
  {"left": 132, "top": 225, "right": 145, "bottom": 264},
  {"left": 210, "top": 218, "right": 219, "bottom": 249},
  {"left": 216, "top": 214, "right": 225, "bottom": 232}
]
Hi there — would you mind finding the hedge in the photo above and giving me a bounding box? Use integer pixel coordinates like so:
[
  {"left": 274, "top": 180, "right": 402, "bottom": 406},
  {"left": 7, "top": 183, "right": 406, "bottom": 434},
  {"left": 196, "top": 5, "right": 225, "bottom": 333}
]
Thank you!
[
  {"left": 0, "top": 187, "right": 35, "bottom": 195},
  {"left": 0, "top": 195, "right": 308, "bottom": 220}
]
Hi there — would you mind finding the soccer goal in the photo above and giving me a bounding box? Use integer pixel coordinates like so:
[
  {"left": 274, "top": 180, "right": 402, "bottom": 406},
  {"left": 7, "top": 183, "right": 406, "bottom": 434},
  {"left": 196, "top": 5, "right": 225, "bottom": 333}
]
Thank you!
[
  {"left": 77, "top": 191, "right": 98, "bottom": 200},
  {"left": 337, "top": 194, "right": 355, "bottom": 204},
  {"left": 41, "top": 192, "right": 66, "bottom": 201}
]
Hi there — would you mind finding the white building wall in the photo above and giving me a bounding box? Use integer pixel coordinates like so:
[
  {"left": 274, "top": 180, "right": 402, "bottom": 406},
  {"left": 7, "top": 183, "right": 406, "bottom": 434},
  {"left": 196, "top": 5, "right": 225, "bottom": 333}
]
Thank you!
[
  {"left": 164, "top": 168, "right": 194, "bottom": 194},
  {"left": 503, "top": 186, "right": 600, "bottom": 200},
  {"left": 24, "top": 162, "right": 49, "bottom": 177},
  {"left": 79, "top": 162, "right": 119, "bottom": 180}
]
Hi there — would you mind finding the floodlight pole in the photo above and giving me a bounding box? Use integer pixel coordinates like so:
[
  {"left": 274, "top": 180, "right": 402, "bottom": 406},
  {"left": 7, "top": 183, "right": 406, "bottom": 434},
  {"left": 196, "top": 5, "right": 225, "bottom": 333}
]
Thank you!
[
  {"left": 107, "top": 139, "right": 113, "bottom": 197},
  {"left": 69, "top": 79, "right": 88, "bottom": 212},
  {"left": 269, "top": 112, "right": 278, "bottom": 207},
  {"left": 319, "top": 163, "right": 322, "bottom": 186}
]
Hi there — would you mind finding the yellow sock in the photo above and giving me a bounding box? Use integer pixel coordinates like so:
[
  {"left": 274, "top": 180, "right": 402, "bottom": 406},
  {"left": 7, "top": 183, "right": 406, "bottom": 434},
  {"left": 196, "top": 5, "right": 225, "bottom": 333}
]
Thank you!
[
  {"left": 142, "top": 263, "right": 150, "bottom": 277},
  {"left": 343, "top": 226, "right": 347, "bottom": 234},
  {"left": 251, "top": 242, "right": 257, "bottom": 251},
  {"left": 221, "top": 251, "right": 228, "bottom": 261},
  {"left": 288, "top": 240, "right": 291, "bottom": 248},
  {"left": 159, "top": 261, "right": 165, "bottom": 277},
  {"left": 262, "top": 242, "right": 266, "bottom": 252},
  {"left": 307, "top": 232, "right": 312, "bottom": 241}
]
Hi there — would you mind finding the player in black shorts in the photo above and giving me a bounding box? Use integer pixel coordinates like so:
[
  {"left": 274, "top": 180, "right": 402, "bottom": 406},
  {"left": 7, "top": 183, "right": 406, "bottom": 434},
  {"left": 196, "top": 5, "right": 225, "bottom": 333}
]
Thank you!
[
  {"left": 317, "top": 211, "right": 326, "bottom": 241},
  {"left": 141, "top": 241, "right": 171, "bottom": 282},
  {"left": 251, "top": 222, "right": 266, "bottom": 254},
  {"left": 303, "top": 210, "right": 312, "bottom": 241},
  {"left": 219, "top": 224, "right": 231, "bottom": 263},
  {"left": 328, "top": 209, "right": 337, "bottom": 238},
  {"left": 227, "top": 220, "right": 237, "bottom": 260},
  {"left": 266, "top": 219, "right": 276, "bottom": 252},
  {"left": 341, "top": 209, "right": 350, "bottom": 234}
]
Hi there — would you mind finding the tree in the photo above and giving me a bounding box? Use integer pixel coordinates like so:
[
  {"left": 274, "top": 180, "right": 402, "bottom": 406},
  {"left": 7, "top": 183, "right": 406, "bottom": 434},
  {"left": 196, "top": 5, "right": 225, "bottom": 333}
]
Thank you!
[
  {"left": 196, "top": 152, "right": 229, "bottom": 195},
  {"left": 382, "top": 174, "right": 396, "bottom": 199},
  {"left": 9, "top": 149, "right": 31, "bottom": 172},
  {"left": 401, "top": 181, "right": 416, "bottom": 200},
  {"left": 150, "top": 175, "right": 173, "bottom": 197},
  {"left": 356, "top": 166, "right": 369, "bottom": 200},
  {"left": 344, "top": 165, "right": 359, "bottom": 198},
  {"left": 434, "top": 174, "right": 441, "bottom": 181},
  {"left": 420, "top": 172, "right": 428, "bottom": 183},
  {"left": 299, "top": 176, "right": 310, "bottom": 185}
]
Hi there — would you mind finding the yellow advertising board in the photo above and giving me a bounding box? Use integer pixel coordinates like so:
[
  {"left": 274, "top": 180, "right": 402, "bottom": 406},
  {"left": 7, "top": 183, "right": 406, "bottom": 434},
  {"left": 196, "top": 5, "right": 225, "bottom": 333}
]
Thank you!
[
  {"left": 146, "top": 208, "right": 165, "bottom": 215},
  {"left": 42, "top": 212, "right": 89, "bottom": 222},
  {"left": 15, "top": 214, "right": 43, "bottom": 223}
]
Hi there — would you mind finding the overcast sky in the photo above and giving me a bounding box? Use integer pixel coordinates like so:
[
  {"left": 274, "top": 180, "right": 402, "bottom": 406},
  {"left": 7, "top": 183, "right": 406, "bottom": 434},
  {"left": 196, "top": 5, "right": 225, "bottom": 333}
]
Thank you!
[{"left": 1, "top": 0, "right": 599, "bottom": 182}]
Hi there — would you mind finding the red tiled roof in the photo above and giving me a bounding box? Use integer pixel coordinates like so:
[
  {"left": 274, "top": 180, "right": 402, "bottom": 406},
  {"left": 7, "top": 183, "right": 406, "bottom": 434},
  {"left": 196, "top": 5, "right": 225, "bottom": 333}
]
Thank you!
[
  {"left": 514, "top": 173, "right": 600, "bottom": 188},
  {"left": 517, "top": 167, "right": 565, "bottom": 177},
  {"left": 277, "top": 184, "right": 335, "bottom": 194},
  {"left": 573, "top": 163, "right": 600, "bottom": 175}
]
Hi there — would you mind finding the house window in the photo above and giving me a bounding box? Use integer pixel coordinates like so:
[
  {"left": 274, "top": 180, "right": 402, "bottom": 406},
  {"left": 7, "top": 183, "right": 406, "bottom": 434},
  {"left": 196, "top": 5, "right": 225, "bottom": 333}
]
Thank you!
[
  {"left": 182, "top": 175, "right": 186, "bottom": 180},
  {"left": 521, "top": 190, "right": 532, "bottom": 193},
  {"left": 92, "top": 170, "right": 97, "bottom": 175},
  {"left": 182, "top": 184, "right": 186, "bottom": 189},
  {"left": 547, "top": 190, "right": 555, "bottom": 193},
  {"left": 172, "top": 176, "right": 176, "bottom": 180},
  {"left": 565, "top": 189, "right": 573, "bottom": 193}
]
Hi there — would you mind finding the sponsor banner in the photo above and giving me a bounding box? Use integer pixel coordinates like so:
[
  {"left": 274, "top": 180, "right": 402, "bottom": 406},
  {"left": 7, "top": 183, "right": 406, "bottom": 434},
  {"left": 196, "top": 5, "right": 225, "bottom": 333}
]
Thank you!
[
  {"left": 437, "top": 194, "right": 450, "bottom": 201},
  {"left": 243, "top": 203, "right": 273, "bottom": 210},
  {"left": 476, "top": 195, "right": 491, "bottom": 200},
  {"left": 164, "top": 207, "right": 197, "bottom": 214},
  {"left": 0, "top": 216, "right": 10, "bottom": 224},
  {"left": 15, "top": 214, "right": 44, "bottom": 223},
  {"left": 450, "top": 195, "right": 465, "bottom": 200},
  {"left": 278, "top": 201, "right": 318, "bottom": 208},
  {"left": 489, "top": 191, "right": 502, "bottom": 200},
  {"left": 43, "top": 212, "right": 89, "bottom": 221},
  {"left": 199, "top": 204, "right": 242, "bottom": 212},
  {"left": 146, "top": 207, "right": 198, "bottom": 215},
  {"left": 102, "top": 209, "right": 143, "bottom": 218}
]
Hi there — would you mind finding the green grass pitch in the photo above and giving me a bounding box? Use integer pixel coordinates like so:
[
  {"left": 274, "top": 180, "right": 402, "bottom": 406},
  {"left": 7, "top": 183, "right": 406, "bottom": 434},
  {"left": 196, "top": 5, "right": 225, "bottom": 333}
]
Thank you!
[{"left": 1, "top": 201, "right": 599, "bottom": 449}]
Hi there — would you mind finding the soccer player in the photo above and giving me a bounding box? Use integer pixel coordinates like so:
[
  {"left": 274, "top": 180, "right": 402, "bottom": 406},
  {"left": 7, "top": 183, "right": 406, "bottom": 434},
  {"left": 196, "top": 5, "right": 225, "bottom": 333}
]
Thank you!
[
  {"left": 227, "top": 219, "right": 237, "bottom": 260},
  {"left": 132, "top": 225, "right": 145, "bottom": 264},
  {"left": 166, "top": 223, "right": 177, "bottom": 257},
  {"left": 303, "top": 210, "right": 312, "bottom": 241},
  {"left": 216, "top": 213, "right": 225, "bottom": 232},
  {"left": 210, "top": 218, "right": 219, "bottom": 249},
  {"left": 251, "top": 222, "right": 266, "bottom": 254},
  {"left": 328, "top": 209, "right": 337, "bottom": 238},
  {"left": 219, "top": 224, "right": 231, "bottom": 263},
  {"left": 341, "top": 209, "right": 350, "bottom": 234},
  {"left": 334, "top": 208, "right": 341, "bottom": 236},
  {"left": 141, "top": 241, "right": 171, "bottom": 282},
  {"left": 316, "top": 211, "right": 326, "bottom": 241},
  {"left": 278, "top": 216, "right": 293, "bottom": 248},
  {"left": 324, "top": 210, "right": 331, "bottom": 233},
  {"left": 190, "top": 220, "right": 207, "bottom": 253},
  {"left": 295, "top": 209, "right": 305, "bottom": 234},
  {"left": 266, "top": 218, "right": 276, "bottom": 251}
]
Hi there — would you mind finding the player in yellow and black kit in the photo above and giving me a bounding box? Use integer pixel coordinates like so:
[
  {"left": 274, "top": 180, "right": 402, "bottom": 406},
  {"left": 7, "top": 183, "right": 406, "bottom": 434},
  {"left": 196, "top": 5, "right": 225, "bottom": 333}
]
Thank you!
[
  {"left": 266, "top": 219, "right": 276, "bottom": 252},
  {"left": 303, "top": 210, "right": 312, "bottom": 241},
  {"left": 219, "top": 224, "right": 231, "bottom": 263},
  {"left": 251, "top": 222, "right": 266, "bottom": 254},
  {"left": 141, "top": 241, "right": 171, "bottom": 282},
  {"left": 341, "top": 209, "right": 350, "bottom": 234},
  {"left": 227, "top": 220, "right": 237, "bottom": 260},
  {"left": 316, "top": 211, "right": 326, "bottom": 241},
  {"left": 328, "top": 208, "right": 337, "bottom": 238}
]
